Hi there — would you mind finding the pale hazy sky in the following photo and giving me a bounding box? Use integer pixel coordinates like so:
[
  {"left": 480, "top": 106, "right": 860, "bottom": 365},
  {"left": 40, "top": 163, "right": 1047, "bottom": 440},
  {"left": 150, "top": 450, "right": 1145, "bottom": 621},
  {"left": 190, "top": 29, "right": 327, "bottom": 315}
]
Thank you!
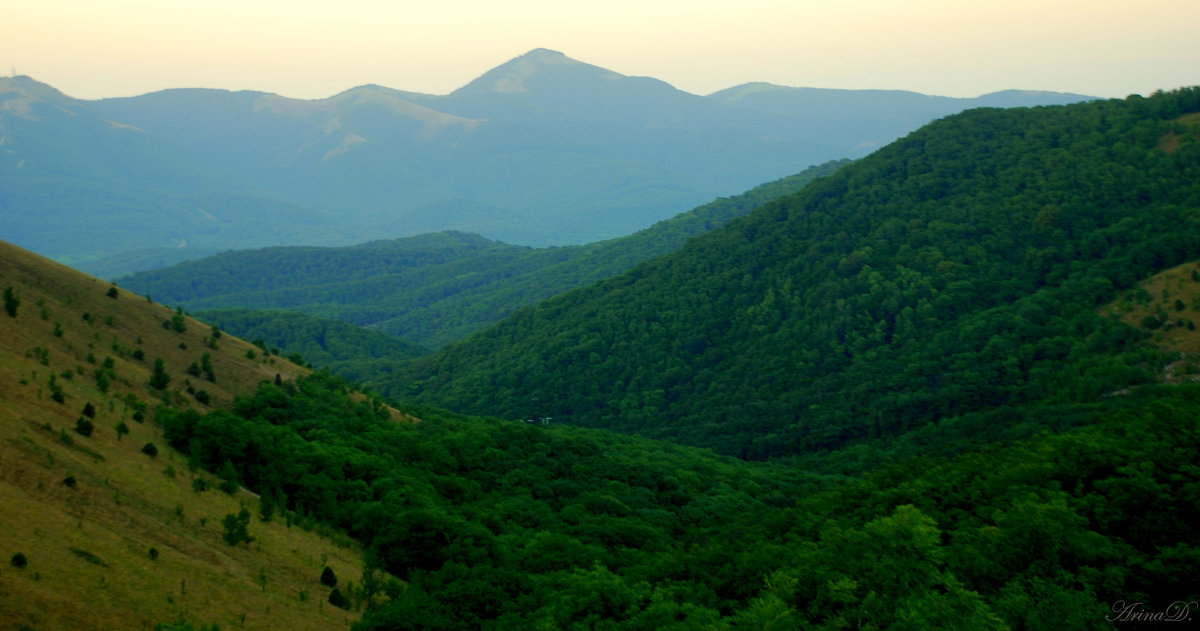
[{"left": 5, "top": 0, "right": 1197, "bottom": 101}]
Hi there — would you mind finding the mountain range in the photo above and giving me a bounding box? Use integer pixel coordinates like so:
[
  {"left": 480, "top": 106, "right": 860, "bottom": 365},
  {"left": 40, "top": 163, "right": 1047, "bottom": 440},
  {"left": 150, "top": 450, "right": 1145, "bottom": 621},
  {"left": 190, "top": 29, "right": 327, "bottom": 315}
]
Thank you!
[{"left": 2, "top": 49, "right": 1095, "bottom": 276}]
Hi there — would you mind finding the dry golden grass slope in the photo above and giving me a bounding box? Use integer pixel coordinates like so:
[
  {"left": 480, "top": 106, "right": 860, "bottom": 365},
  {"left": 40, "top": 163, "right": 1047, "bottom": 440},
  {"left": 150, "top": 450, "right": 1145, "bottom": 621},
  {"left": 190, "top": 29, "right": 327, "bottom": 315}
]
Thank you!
[
  {"left": 1102, "top": 260, "right": 1200, "bottom": 352},
  {"left": 1101, "top": 259, "right": 1200, "bottom": 380},
  {"left": 0, "top": 240, "right": 364, "bottom": 631}
]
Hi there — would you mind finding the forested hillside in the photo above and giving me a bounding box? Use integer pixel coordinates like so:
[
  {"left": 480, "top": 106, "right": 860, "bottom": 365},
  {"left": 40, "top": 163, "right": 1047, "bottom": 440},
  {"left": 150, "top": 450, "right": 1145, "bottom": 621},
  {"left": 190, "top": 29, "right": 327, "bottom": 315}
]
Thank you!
[
  {"left": 194, "top": 308, "right": 428, "bottom": 370},
  {"left": 156, "top": 366, "right": 1200, "bottom": 630},
  {"left": 398, "top": 88, "right": 1200, "bottom": 459},
  {"left": 120, "top": 161, "right": 845, "bottom": 348},
  {"left": 7, "top": 243, "right": 1189, "bottom": 628}
]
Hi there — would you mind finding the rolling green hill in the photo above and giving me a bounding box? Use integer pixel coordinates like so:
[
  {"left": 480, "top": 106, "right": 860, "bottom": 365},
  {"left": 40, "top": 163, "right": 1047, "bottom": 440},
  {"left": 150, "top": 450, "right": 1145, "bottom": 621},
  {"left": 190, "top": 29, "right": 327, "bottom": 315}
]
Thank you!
[
  {"left": 156, "top": 361, "right": 1200, "bottom": 630},
  {"left": 119, "top": 161, "right": 846, "bottom": 348},
  {"left": 396, "top": 88, "right": 1200, "bottom": 460}
]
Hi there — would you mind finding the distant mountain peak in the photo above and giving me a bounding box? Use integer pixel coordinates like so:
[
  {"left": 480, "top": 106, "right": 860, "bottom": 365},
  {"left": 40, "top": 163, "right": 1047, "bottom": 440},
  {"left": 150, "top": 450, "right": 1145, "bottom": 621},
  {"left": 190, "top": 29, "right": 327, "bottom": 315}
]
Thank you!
[
  {"left": 0, "top": 75, "right": 76, "bottom": 103},
  {"left": 0, "top": 75, "right": 82, "bottom": 119},
  {"left": 521, "top": 48, "right": 573, "bottom": 62},
  {"left": 452, "top": 48, "right": 621, "bottom": 96},
  {"left": 1, "top": 75, "right": 58, "bottom": 94}
]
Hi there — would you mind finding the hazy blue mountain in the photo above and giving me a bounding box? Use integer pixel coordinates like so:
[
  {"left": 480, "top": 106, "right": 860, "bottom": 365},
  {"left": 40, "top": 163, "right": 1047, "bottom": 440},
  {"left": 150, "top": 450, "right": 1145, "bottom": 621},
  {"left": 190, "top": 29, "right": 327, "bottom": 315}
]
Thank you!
[
  {"left": 9, "top": 50, "right": 1097, "bottom": 272},
  {"left": 707, "top": 83, "right": 1098, "bottom": 153},
  {"left": 0, "top": 76, "right": 373, "bottom": 272},
  {"left": 91, "top": 61, "right": 726, "bottom": 246},
  {"left": 89, "top": 85, "right": 484, "bottom": 210},
  {"left": 90, "top": 49, "right": 1096, "bottom": 249}
]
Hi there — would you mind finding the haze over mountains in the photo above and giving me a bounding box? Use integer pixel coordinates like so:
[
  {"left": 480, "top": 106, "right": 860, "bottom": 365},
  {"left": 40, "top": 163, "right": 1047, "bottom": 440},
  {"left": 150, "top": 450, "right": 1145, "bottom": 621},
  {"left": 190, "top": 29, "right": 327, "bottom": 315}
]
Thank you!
[{"left": 2, "top": 48, "right": 1094, "bottom": 276}]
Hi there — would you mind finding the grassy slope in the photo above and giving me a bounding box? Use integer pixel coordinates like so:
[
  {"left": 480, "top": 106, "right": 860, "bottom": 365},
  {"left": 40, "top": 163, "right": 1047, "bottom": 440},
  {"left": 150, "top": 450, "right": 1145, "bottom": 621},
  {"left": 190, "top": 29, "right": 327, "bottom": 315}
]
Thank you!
[
  {"left": 1100, "top": 260, "right": 1200, "bottom": 387},
  {"left": 0, "top": 240, "right": 365, "bottom": 630}
]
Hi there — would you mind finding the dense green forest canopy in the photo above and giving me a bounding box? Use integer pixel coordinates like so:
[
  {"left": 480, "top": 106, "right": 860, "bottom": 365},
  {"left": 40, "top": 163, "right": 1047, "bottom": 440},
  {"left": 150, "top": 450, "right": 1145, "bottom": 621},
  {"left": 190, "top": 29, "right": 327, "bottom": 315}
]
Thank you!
[
  {"left": 194, "top": 308, "right": 428, "bottom": 368},
  {"left": 395, "top": 88, "right": 1200, "bottom": 459},
  {"left": 118, "top": 161, "right": 846, "bottom": 348},
  {"left": 159, "top": 372, "right": 1200, "bottom": 629}
]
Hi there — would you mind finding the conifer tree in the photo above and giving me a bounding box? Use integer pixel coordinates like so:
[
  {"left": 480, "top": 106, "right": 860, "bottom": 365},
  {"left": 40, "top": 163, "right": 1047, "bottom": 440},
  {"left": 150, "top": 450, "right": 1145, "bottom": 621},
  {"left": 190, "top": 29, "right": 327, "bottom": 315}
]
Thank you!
[
  {"left": 149, "top": 359, "right": 171, "bottom": 390},
  {"left": 2, "top": 286, "right": 18, "bottom": 318}
]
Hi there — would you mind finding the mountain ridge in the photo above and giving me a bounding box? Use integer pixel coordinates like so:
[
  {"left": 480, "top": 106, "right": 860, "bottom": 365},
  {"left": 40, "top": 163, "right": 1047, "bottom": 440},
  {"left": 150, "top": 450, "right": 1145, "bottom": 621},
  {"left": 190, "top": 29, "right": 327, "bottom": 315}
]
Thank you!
[
  {"left": 0, "top": 76, "right": 374, "bottom": 271},
  {"left": 708, "top": 81, "right": 1091, "bottom": 103},
  {"left": 6, "top": 50, "right": 1099, "bottom": 275}
]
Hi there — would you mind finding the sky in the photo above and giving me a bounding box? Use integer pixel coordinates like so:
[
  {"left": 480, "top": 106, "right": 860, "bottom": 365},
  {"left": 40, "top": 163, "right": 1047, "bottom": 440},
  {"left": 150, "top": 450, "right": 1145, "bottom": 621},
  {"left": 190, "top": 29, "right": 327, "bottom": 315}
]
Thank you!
[{"left": 5, "top": 0, "right": 1198, "bottom": 101}]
